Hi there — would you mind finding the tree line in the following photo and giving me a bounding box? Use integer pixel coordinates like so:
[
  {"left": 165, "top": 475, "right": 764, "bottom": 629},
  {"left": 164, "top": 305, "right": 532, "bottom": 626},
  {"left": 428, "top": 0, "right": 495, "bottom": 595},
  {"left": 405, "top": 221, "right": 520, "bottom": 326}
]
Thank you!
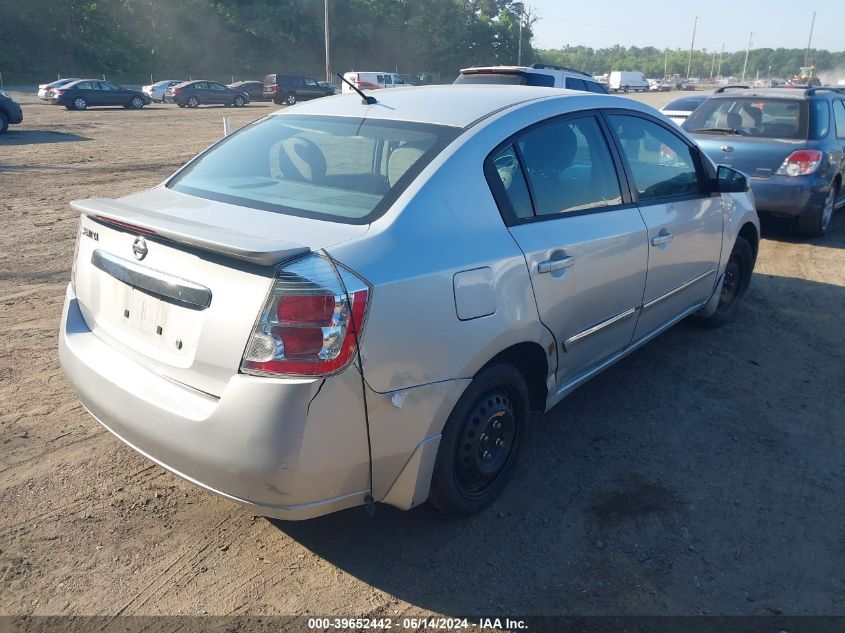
[
  {"left": 0, "top": 0, "right": 535, "bottom": 84},
  {"left": 1, "top": 0, "right": 843, "bottom": 85}
]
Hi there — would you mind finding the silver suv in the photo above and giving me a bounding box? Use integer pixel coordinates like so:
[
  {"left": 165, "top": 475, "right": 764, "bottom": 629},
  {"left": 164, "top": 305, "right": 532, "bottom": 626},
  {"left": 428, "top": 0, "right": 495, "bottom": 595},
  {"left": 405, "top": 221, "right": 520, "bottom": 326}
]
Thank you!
[
  {"left": 60, "top": 85, "right": 759, "bottom": 520},
  {"left": 455, "top": 64, "right": 608, "bottom": 93}
]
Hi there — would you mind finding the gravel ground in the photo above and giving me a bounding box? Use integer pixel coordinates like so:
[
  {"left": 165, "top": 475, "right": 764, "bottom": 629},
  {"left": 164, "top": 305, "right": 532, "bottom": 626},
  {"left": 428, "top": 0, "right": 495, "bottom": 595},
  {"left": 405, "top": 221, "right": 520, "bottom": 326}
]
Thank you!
[{"left": 1, "top": 88, "right": 844, "bottom": 618}]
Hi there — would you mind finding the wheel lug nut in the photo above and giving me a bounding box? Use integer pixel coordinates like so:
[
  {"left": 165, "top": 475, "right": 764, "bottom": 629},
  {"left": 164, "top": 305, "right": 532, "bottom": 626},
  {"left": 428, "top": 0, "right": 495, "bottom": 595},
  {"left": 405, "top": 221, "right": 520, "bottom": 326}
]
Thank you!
[
  {"left": 483, "top": 451, "right": 492, "bottom": 461},
  {"left": 479, "top": 432, "right": 488, "bottom": 442},
  {"left": 495, "top": 438, "right": 504, "bottom": 448},
  {"left": 492, "top": 421, "right": 502, "bottom": 430}
]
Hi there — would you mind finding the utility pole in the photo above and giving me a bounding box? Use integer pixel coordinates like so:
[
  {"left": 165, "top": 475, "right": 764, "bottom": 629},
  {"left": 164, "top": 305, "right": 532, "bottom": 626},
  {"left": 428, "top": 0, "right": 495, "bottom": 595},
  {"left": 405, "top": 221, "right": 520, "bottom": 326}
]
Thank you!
[
  {"left": 805, "top": 10, "right": 816, "bottom": 66},
  {"left": 710, "top": 49, "right": 716, "bottom": 80},
  {"left": 324, "top": 0, "right": 330, "bottom": 82},
  {"left": 741, "top": 31, "right": 753, "bottom": 81},
  {"left": 517, "top": 3, "right": 525, "bottom": 66},
  {"left": 716, "top": 42, "right": 724, "bottom": 79},
  {"left": 686, "top": 16, "right": 698, "bottom": 79},
  {"left": 664, "top": 47, "right": 668, "bottom": 79}
]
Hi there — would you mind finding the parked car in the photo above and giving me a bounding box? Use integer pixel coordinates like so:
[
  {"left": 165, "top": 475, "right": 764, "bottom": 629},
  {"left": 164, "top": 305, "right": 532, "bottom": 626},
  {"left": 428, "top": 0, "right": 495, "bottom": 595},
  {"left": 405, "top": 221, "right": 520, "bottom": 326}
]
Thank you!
[
  {"left": 684, "top": 86, "right": 845, "bottom": 236},
  {"left": 454, "top": 64, "right": 608, "bottom": 93},
  {"left": 341, "top": 71, "right": 412, "bottom": 94},
  {"left": 648, "top": 78, "right": 672, "bottom": 92},
  {"left": 37, "top": 78, "right": 79, "bottom": 101},
  {"left": 0, "top": 90, "right": 24, "bottom": 134},
  {"left": 677, "top": 79, "right": 697, "bottom": 91},
  {"left": 50, "top": 80, "right": 151, "bottom": 110},
  {"left": 142, "top": 79, "right": 184, "bottom": 103},
  {"left": 609, "top": 71, "right": 649, "bottom": 92},
  {"left": 262, "top": 74, "right": 334, "bottom": 105},
  {"left": 318, "top": 80, "right": 341, "bottom": 95},
  {"left": 228, "top": 80, "right": 267, "bottom": 101},
  {"left": 164, "top": 81, "right": 249, "bottom": 108},
  {"left": 60, "top": 84, "right": 758, "bottom": 520},
  {"left": 660, "top": 94, "right": 708, "bottom": 125}
]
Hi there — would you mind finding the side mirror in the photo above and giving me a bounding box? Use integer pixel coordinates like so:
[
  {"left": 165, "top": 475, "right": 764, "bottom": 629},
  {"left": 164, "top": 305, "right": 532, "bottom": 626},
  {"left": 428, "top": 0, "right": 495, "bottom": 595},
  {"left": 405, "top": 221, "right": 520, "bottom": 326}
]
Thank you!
[{"left": 716, "top": 165, "right": 749, "bottom": 193}]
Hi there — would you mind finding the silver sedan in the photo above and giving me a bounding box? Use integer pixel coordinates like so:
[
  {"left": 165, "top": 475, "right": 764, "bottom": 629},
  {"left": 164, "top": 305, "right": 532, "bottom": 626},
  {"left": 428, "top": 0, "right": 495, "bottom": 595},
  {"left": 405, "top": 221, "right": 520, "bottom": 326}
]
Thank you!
[{"left": 59, "top": 85, "right": 759, "bottom": 519}]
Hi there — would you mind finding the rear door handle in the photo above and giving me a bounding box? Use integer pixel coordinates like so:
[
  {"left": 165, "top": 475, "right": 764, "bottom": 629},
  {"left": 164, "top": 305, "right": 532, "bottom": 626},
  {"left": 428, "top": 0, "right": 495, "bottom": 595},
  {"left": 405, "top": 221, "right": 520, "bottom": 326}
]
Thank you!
[
  {"left": 538, "top": 256, "right": 575, "bottom": 274},
  {"left": 651, "top": 231, "right": 674, "bottom": 247}
]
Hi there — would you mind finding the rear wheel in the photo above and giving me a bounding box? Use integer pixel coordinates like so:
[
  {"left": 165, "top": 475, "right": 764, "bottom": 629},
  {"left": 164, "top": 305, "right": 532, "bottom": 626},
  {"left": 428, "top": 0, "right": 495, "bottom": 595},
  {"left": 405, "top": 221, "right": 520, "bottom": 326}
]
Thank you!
[
  {"left": 429, "top": 363, "right": 528, "bottom": 515},
  {"left": 692, "top": 235, "right": 753, "bottom": 328},
  {"left": 798, "top": 185, "right": 837, "bottom": 237},
  {"left": 233, "top": 95, "right": 245, "bottom": 107},
  {"left": 72, "top": 97, "right": 88, "bottom": 111},
  {"left": 186, "top": 96, "right": 199, "bottom": 108},
  {"left": 284, "top": 93, "right": 296, "bottom": 106},
  {"left": 0, "top": 113, "right": 8, "bottom": 134}
]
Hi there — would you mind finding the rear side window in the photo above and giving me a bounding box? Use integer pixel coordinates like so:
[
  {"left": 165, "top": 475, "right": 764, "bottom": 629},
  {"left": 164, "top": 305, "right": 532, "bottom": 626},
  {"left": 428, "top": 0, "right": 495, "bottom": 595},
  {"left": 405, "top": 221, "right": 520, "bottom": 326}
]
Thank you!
[
  {"left": 664, "top": 97, "right": 705, "bottom": 111},
  {"left": 454, "top": 72, "right": 553, "bottom": 87},
  {"left": 565, "top": 77, "right": 587, "bottom": 91},
  {"left": 608, "top": 114, "right": 702, "bottom": 202},
  {"left": 168, "top": 115, "right": 459, "bottom": 224},
  {"left": 685, "top": 98, "right": 807, "bottom": 139},
  {"left": 834, "top": 100, "right": 845, "bottom": 139},
  {"left": 488, "top": 145, "right": 534, "bottom": 220},
  {"left": 586, "top": 81, "right": 608, "bottom": 94},
  {"left": 810, "top": 100, "right": 831, "bottom": 139},
  {"left": 517, "top": 116, "right": 622, "bottom": 215}
]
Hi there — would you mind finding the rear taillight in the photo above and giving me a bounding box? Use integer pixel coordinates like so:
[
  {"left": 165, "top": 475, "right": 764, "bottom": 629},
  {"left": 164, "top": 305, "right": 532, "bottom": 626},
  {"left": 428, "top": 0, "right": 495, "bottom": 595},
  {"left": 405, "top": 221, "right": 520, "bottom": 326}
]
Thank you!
[
  {"left": 272, "top": 85, "right": 280, "bottom": 92},
  {"left": 241, "top": 254, "right": 370, "bottom": 377},
  {"left": 173, "top": 88, "right": 183, "bottom": 95},
  {"left": 776, "top": 150, "right": 822, "bottom": 176},
  {"left": 57, "top": 89, "right": 67, "bottom": 95}
]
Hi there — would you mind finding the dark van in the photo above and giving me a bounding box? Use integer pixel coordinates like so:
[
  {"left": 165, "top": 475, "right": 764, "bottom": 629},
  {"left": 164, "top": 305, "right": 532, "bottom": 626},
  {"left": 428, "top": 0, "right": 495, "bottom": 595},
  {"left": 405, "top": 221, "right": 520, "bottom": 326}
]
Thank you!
[{"left": 262, "top": 74, "right": 334, "bottom": 106}]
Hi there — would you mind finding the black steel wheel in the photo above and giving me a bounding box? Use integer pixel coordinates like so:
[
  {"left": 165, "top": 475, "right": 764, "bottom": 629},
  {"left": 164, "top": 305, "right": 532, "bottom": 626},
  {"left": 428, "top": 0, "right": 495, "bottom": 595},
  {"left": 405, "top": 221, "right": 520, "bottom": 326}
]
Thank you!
[
  {"left": 692, "top": 235, "right": 754, "bottom": 328},
  {"left": 429, "top": 363, "right": 528, "bottom": 515}
]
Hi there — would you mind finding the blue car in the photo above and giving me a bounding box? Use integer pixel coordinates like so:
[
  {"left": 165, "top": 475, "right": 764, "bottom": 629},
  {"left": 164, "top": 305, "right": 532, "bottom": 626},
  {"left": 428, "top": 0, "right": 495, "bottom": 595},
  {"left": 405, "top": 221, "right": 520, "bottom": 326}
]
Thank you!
[{"left": 683, "top": 87, "right": 845, "bottom": 236}]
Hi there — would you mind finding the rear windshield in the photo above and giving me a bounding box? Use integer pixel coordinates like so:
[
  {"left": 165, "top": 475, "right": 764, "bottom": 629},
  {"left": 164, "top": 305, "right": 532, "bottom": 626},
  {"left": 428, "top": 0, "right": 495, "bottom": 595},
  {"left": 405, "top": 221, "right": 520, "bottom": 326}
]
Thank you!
[
  {"left": 455, "top": 71, "right": 554, "bottom": 87},
  {"left": 684, "top": 97, "right": 808, "bottom": 139},
  {"left": 168, "top": 115, "right": 459, "bottom": 224},
  {"left": 664, "top": 97, "right": 706, "bottom": 111}
]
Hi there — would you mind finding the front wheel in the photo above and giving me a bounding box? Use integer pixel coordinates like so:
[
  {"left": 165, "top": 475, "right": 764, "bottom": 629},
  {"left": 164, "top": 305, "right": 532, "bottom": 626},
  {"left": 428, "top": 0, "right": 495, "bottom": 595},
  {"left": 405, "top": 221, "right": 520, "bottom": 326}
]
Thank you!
[
  {"left": 692, "top": 235, "right": 754, "bottom": 328},
  {"left": 0, "top": 113, "right": 8, "bottom": 135},
  {"left": 429, "top": 363, "right": 528, "bottom": 515},
  {"left": 129, "top": 96, "right": 145, "bottom": 109},
  {"left": 798, "top": 185, "right": 837, "bottom": 237}
]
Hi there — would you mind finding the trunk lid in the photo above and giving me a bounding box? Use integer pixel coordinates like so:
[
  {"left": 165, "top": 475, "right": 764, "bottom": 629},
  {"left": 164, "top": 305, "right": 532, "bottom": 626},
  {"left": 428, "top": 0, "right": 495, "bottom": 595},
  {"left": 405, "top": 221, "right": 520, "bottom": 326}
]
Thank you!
[
  {"left": 690, "top": 134, "right": 806, "bottom": 179},
  {"left": 71, "top": 187, "right": 368, "bottom": 396}
]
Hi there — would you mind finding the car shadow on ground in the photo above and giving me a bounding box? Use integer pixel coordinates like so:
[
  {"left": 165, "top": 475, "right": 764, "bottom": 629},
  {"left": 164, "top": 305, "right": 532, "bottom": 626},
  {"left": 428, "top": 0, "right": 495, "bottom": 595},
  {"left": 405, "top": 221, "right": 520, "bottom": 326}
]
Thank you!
[
  {"left": 0, "top": 130, "right": 91, "bottom": 146},
  {"left": 760, "top": 210, "right": 845, "bottom": 249},
  {"left": 274, "top": 273, "right": 845, "bottom": 616}
]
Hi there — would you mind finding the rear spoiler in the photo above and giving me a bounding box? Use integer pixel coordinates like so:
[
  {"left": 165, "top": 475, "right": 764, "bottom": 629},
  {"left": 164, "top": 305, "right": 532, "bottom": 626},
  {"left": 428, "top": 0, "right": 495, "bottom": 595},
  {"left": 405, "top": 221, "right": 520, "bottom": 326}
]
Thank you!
[{"left": 71, "top": 198, "right": 309, "bottom": 266}]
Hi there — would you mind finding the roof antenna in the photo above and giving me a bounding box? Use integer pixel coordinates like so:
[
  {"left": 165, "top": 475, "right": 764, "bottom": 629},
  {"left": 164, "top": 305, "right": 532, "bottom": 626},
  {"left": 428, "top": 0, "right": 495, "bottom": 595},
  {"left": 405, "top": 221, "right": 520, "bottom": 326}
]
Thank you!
[{"left": 336, "top": 72, "right": 377, "bottom": 105}]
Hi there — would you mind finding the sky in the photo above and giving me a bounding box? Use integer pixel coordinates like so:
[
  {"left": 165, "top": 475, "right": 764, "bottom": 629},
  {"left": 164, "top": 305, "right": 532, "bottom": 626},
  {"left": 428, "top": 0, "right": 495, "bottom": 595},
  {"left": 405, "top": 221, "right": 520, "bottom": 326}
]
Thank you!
[{"left": 529, "top": 0, "right": 842, "bottom": 53}]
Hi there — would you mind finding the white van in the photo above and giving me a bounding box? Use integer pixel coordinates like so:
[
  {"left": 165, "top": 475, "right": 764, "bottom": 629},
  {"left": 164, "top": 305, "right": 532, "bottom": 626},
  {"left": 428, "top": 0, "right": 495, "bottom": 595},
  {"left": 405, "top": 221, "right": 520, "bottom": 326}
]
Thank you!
[
  {"left": 341, "top": 72, "right": 411, "bottom": 93},
  {"left": 608, "top": 71, "right": 649, "bottom": 93}
]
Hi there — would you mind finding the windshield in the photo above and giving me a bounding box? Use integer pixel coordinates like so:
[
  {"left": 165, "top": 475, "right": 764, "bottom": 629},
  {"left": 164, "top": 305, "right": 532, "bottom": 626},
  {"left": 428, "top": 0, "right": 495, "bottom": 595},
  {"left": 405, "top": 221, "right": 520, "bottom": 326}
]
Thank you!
[
  {"left": 455, "top": 72, "right": 554, "bottom": 87},
  {"left": 684, "top": 97, "right": 808, "bottom": 139},
  {"left": 168, "top": 115, "right": 459, "bottom": 224}
]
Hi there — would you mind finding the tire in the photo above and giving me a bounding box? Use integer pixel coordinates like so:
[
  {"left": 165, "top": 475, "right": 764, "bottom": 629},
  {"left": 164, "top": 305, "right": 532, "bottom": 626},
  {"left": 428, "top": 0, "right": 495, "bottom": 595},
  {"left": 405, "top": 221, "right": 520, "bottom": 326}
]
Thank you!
[
  {"left": 186, "top": 96, "right": 199, "bottom": 108},
  {"left": 692, "top": 235, "right": 754, "bottom": 328},
  {"left": 798, "top": 185, "right": 837, "bottom": 237},
  {"left": 233, "top": 95, "right": 245, "bottom": 108},
  {"left": 284, "top": 93, "right": 296, "bottom": 106},
  {"left": 72, "top": 97, "right": 88, "bottom": 111},
  {"left": 177, "top": 103, "right": 186, "bottom": 108},
  {"left": 129, "top": 96, "right": 144, "bottom": 109},
  {"left": 0, "top": 113, "right": 8, "bottom": 135},
  {"left": 429, "top": 363, "right": 529, "bottom": 515}
]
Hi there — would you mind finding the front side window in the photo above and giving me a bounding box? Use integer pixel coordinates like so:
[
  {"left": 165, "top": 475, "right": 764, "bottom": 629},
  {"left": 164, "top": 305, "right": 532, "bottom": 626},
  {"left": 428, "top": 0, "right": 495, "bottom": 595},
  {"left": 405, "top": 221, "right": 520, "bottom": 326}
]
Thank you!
[
  {"left": 565, "top": 77, "right": 587, "bottom": 91},
  {"left": 517, "top": 116, "right": 623, "bottom": 216},
  {"left": 168, "top": 115, "right": 458, "bottom": 223},
  {"left": 305, "top": 78, "right": 317, "bottom": 86},
  {"left": 608, "top": 114, "right": 702, "bottom": 202},
  {"left": 209, "top": 83, "right": 225, "bottom": 90}
]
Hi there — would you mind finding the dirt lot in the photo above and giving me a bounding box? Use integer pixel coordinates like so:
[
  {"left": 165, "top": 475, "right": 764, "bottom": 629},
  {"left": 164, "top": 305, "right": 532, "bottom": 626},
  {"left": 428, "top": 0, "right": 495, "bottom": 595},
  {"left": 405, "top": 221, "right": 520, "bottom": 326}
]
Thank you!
[{"left": 1, "top": 88, "right": 844, "bottom": 619}]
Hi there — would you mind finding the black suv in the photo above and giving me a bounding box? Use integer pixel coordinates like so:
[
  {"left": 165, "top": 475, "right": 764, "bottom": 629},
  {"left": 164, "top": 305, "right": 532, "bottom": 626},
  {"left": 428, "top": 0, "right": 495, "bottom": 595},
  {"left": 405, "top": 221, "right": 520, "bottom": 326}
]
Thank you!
[
  {"left": 0, "top": 90, "right": 23, "bottom": 134},
  {"left": 263, "top": 74, "right": 334, "bottom": 105}
]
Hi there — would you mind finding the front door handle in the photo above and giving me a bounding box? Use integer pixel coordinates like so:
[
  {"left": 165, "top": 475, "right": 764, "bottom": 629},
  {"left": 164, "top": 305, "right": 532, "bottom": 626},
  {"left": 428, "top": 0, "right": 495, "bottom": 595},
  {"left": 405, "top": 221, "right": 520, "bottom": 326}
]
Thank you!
[
  {"left": 651, "top": 231, "right": 674, "bottom": 247},
  {"left": 538, "top": 256, "right": 575, "bottom": 274}
]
